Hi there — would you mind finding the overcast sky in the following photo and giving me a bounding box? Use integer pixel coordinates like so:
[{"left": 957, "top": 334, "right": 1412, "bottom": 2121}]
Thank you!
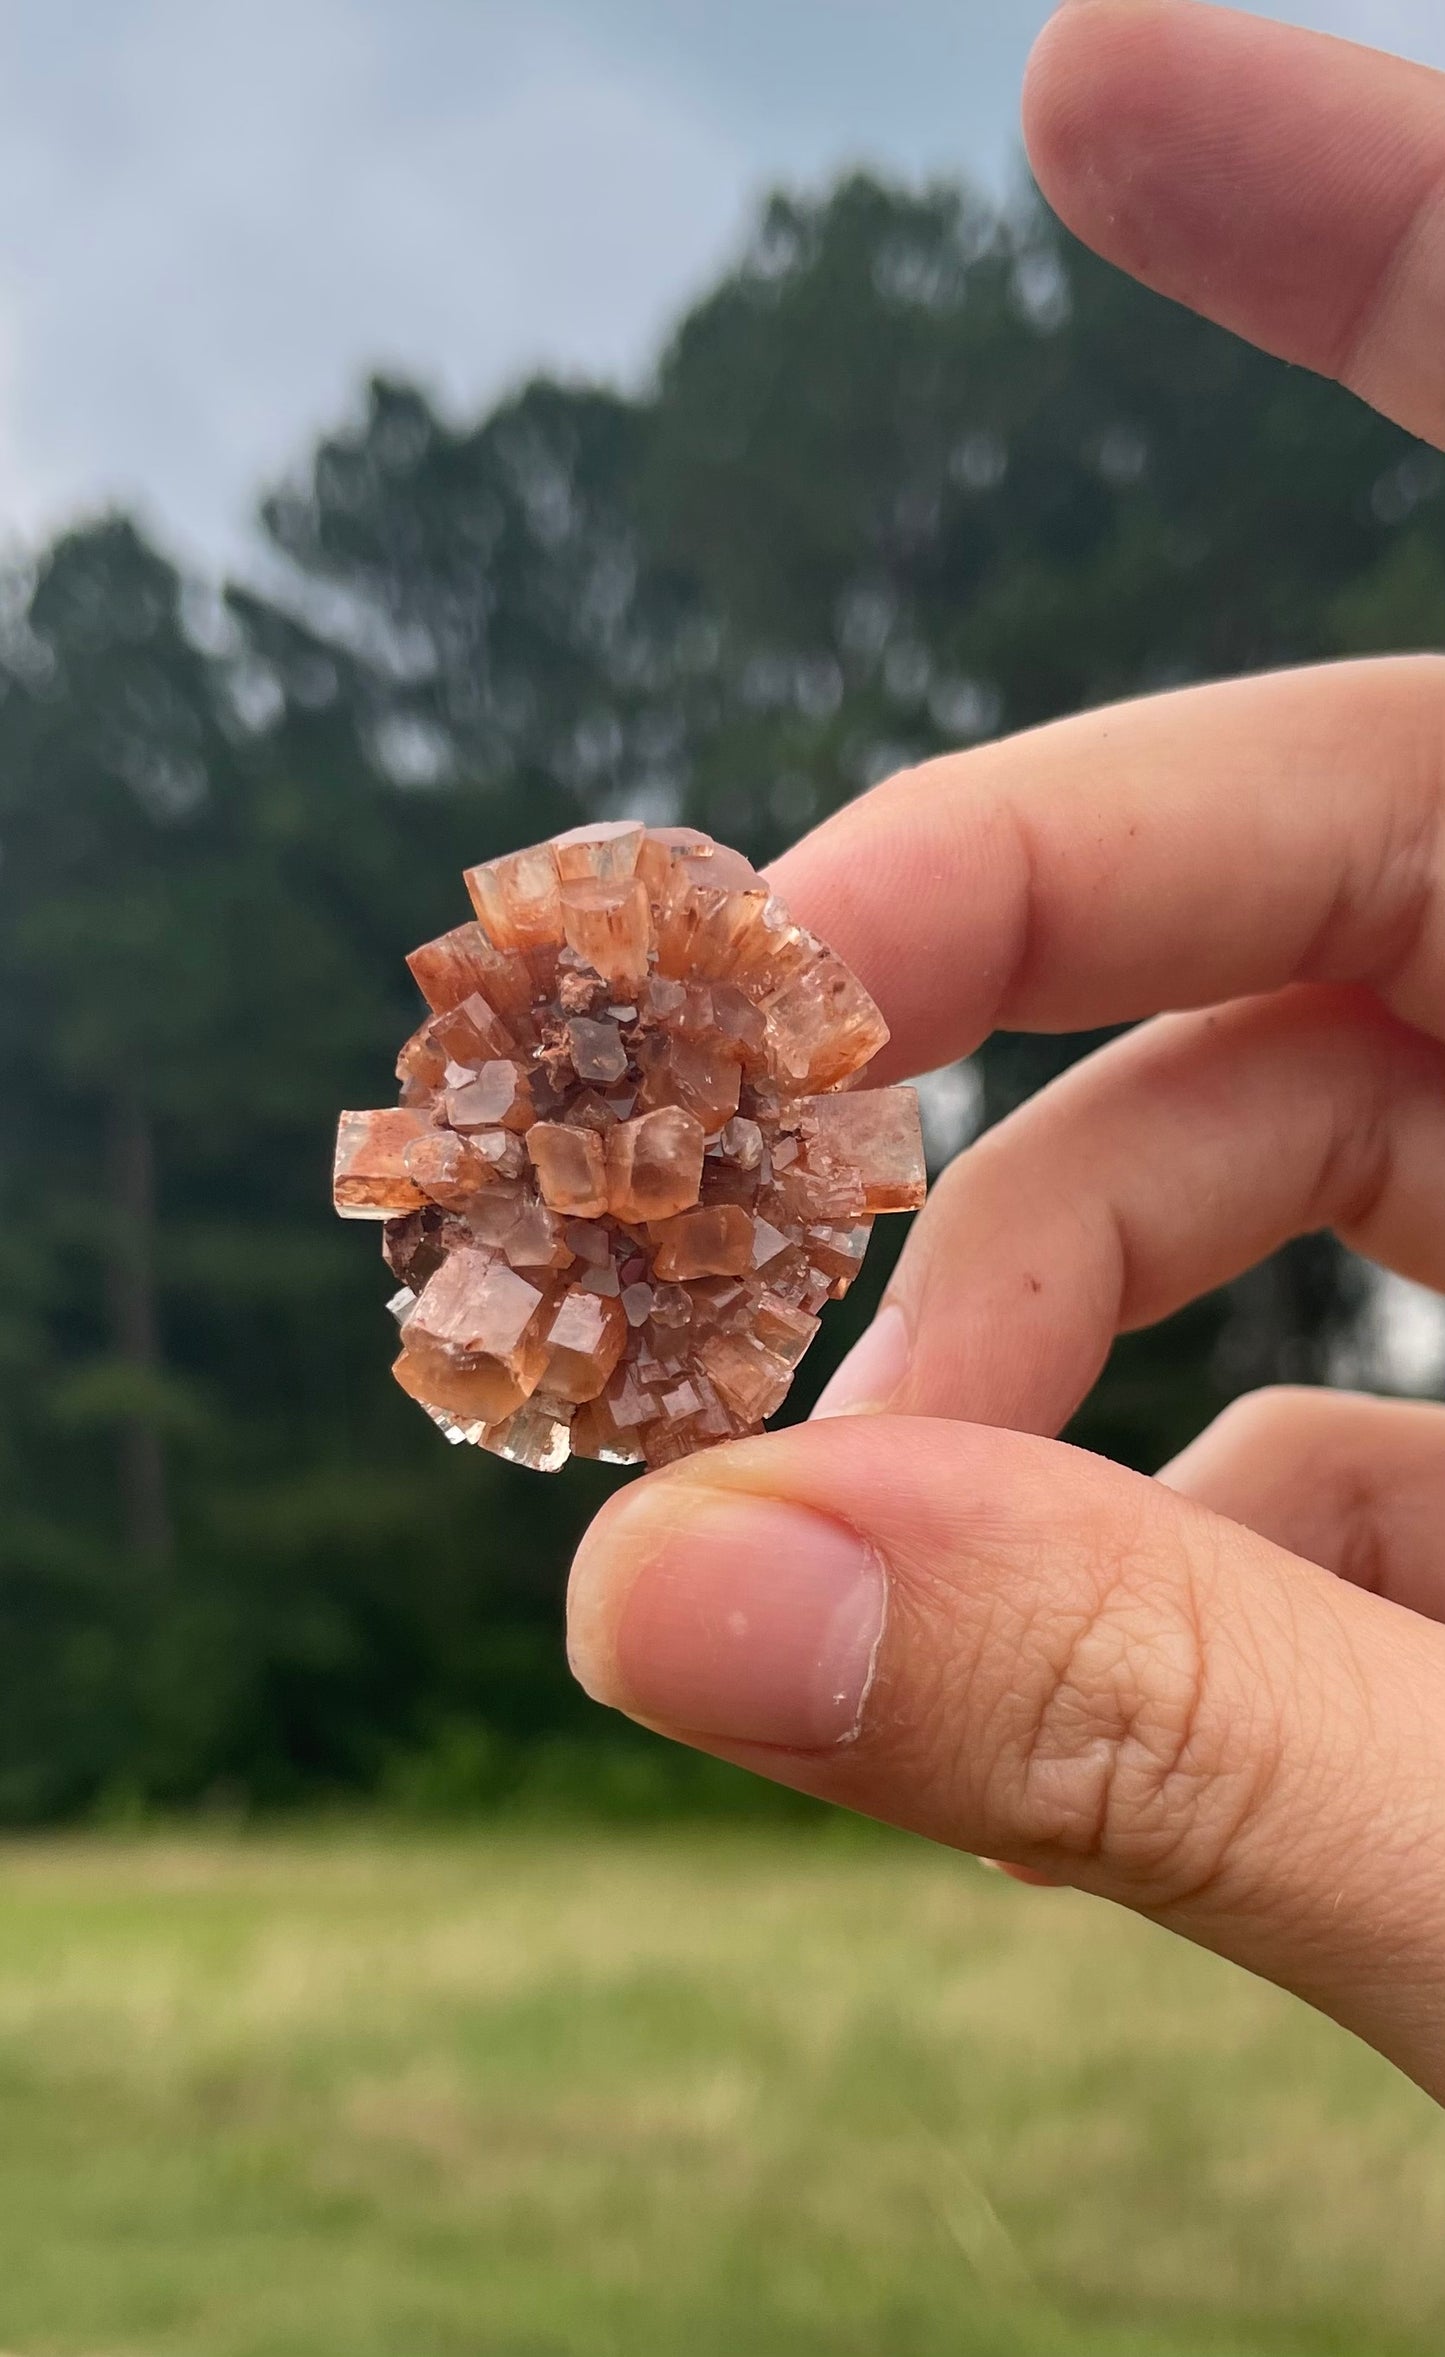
[{"left": 0, "top": 0, "right": 1438, "bottom": 568}]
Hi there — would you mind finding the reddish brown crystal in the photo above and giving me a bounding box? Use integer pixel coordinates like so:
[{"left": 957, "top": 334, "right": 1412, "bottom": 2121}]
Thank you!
[
  {"left": 560, "top": 875, "right": 652, "bottom": 990},
  {"left": 463, "top": 843, "right": 564, "bottom": 953},
  {"left": 396, "top": 1021, "right": 448, "bottom": 1100},
  {"left": 433, "top": 991, "right": 515, "bottom": 1063},
  {"left": 698, "top": 1327, "right": 797, "bottom": 1423},
  {"left": 541, "top": 1287, "right": 628, "bottom": 1402},
  {"left": 445, "top": 1060, "right": 534, "bottom": 1134},
  {"left": 650, "top": 1204, "right": 755, "bottom": 1281},
  {"left": 502, "top": 1199, "right": 573, "bottom": 1272},
  {"left": 552, "top": 820, "right": 645, "bottom": 885},
  {"left": 403, "top": 1129, "right": 490, "bottom": 1211},
  {"left": 406, "top": 1245, "right": 551, "bottom": 1384},
  {"left": 336, "top": 823, "right": 924, "bottom": 1469},
  {"left": 527, "top": 1122, "right": 608, "bottom": 1217},
  {"left": 393, "top": 1340, "right": 525, "bottom": 1425},
  {"left": 797, "top": 1088, "right": 927, "bottom": 1212},
  {"left": 605, "top": 1107, "right": 705, "bottom": 1225},
  {"left": 334, "top": 1108, "right": 432, "bottom": 1219},
  {"left": 761, "top": 958, "right": 892, "bottom": 1092},
  {"left": 566, "top": 1016, "right": 629, "bottom": 1084},
  {"left": 406, "top": 922, "right": 531, "bottom": 1018},
  {"left": 636, "top": 1028, "right": 742, "bottom": 1132}
]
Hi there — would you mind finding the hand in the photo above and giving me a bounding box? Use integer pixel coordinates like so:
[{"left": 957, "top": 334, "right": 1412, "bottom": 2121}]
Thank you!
[{"left": 566, "top": 0, "right": 1445, "bottom": 2103}]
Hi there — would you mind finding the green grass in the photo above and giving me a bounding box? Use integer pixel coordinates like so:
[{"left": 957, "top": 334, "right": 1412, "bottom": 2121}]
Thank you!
[{"left": 0, "top": 1827, "right": 1437, "bottom": 2356}]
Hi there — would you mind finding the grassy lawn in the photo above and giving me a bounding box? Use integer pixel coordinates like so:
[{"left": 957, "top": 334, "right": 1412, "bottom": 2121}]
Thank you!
[{"left": 0, "top": 1826, "right": 1437, "bottom": 2356}]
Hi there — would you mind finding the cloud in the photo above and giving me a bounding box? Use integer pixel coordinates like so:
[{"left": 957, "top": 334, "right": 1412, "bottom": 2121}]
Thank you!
[
  {"left": 0, "top": 0, "right": 747, "bottom": 563},
  {"left": 0, "top": 0, "right": 1435, "bottom": 567}
]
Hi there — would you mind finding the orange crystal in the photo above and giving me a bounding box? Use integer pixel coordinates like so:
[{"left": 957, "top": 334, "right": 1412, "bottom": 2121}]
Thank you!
[
  {"left": 403, "top": 1129, "right": 491, "bottom": 1211},
  {"left": 605, "top": 1107, "right": 705, "bottom": 1225},
  {"left": 797, "top": 1088, "right": 928, "bottom": 1212},
  {"left": 527, "top": 1122, "right": 608, "bottom": 1217},
  {"left": 650, "top": 1204, "right": 755, "bottom": 1281},
  {"left": 406, "top": 1245, "right": 549, "bottom": 1373},
  {"left": 393, "top": 1340, "right": 525, "bottom": 1425},
  {"left": 463, "top": 843, "right": 565, "bottom": 953},
  {"left": 334, "top": 1108, "right": 432, "bottom": 1219},
  {"left": 406, "top": 922, "right": 531, "bottom": 1018},
  {"left": 559, "top": 875, "right": 652, "bottom": 990},
  {"left": 552, "top": 820, "right": 646, "bottom": 885},
  {"left": 541, "top": 1287, "right": 628, "bottom": 1402},
  {"left": 335, "top": 824, "right": 926, "bottom": 1469},
  {"left": 445, "top": 1060, "right": 534, "bottom": 1134}
]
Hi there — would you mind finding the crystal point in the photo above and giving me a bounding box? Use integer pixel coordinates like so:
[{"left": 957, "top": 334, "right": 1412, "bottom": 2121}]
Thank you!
[
  {"left": 606, "top": 1106, "right": 706, "bottom": 1224},
  {"left": 407, "top": 1246, "right": 549, "bottom": 1383},
  {"left": 798, "top": 1088, "right": 927, "bottom": 1212},
  {"left": 526, "top": 1121, "right": 608, "bottom": 1217},
  {"left": 464, "top": 843, "right": 564, "bottom": 953},
  {"left": 541, "top": 1286, "right": 628, "bottom": 1402},
  {"left": 334, "top": 1108, "right": 432, "bottom": 1219},
  {"left": 650, "top": 1204, "right": 754, "bottom": 1281},
  {"left": 560, "top": 875, "right": 652, "bottom": 989},
  {"left": 445, "top": 1060, "right": 534, "bottom": 1134}
]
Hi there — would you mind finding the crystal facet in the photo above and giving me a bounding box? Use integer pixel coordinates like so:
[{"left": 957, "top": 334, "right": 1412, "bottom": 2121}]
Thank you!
[
  {"left": 336, "top": 825, "right": 924, "bottom": 1468},
  {"left": 334, "top": 1108, "right": 432, "bottom": 1219},
  {"left": 526, "top": 1121, "right": 609, "bottom": 1217},
  {"left": 605, "top": 1107, "right": 705, "bottom": 1225}
]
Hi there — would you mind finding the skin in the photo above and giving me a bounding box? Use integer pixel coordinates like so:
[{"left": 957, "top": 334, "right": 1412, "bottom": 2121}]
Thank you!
[{"left": 566, "top": 0, "right": 1445, "bottom": 2104}]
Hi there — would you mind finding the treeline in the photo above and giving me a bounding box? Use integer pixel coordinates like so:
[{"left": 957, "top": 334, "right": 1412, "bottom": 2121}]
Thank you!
[{"left": 1, "top": 177, "right": 1438, "bottom": 1818}]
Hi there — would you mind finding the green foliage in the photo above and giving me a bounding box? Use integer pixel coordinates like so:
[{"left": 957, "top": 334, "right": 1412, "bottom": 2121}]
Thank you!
[
  {"left": 0, "top": 178, "right": 1440, "bottom": 1817},
  {"left": 0, "top": 1829, "right": 1437, "bottom": 2355}
]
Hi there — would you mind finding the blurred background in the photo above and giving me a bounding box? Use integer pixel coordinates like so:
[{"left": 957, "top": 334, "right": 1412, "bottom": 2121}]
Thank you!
[{"left": 3, "top": 1, "right": 1445, "bottom": 2350}]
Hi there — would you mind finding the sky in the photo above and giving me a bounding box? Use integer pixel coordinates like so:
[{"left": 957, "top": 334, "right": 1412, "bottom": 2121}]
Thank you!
[{"left": 0, "top": 0, "right": 1439, "bottom": 568}]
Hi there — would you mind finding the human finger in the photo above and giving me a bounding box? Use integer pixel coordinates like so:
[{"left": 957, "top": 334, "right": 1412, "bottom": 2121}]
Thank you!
[
  {"left": 1024, "top": 0, "right": 1445, "bottom": 448},
  {"left": 812, "top": 984, "right": 1445, "bottom": 1433},
  {"left": 567, "top": 1414, "right": 1445, "bottom": 2099},
  {"left": 1161, "top": 1387, "right": 1445, "bottom": 1622},
  {"left": 764, "top": 659, "right": 1445, "bottom": 1087}
]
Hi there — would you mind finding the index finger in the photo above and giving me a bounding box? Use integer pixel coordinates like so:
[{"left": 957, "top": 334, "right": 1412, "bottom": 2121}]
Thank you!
[
  {"left": 767, "top": 657, "right": 1445, "bottom": 1081},
  {"left": 1024, "top": 0, "right": 1445, "bottom": 448}
]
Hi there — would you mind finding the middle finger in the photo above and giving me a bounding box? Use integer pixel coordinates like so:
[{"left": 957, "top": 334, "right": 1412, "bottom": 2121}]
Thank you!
[{"left": 768, "top": 657, "right": 1445, "bottom": 1086}]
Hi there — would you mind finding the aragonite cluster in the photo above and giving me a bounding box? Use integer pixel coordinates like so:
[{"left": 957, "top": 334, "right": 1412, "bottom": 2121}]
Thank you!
[{"left": 333, "top": 822, "right": 925, "bottom": 1471}]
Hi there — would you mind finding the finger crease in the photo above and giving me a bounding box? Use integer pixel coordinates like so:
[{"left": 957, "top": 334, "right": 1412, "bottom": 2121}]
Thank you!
[
  {"left": 1315, "top": 1049, "right": 1397, "bottom": 1243},
  {"left": 985, "top": 798, "right": 1047, "bottom": 1035},
  {"left": 1295, "top": 784, "right": 1440, "bottom": 994},
  {"left": 1103, "top": 1195, "right": 1141, "bottom": 1337},
  {"left": 1335, "top": 1488, "right": 1391, "bottom": 1600},
  {"left": 1331, "top": 163, "right": 1445, "bottom": 394}
]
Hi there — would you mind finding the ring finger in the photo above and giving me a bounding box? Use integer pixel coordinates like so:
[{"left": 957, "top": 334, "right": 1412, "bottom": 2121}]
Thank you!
[
  {"left": 814, "top": 981, "right": 1445, "bottom": 1440},
  {"left": 1162, "top": 1387, "right": 1445, "bottom": 1621}
]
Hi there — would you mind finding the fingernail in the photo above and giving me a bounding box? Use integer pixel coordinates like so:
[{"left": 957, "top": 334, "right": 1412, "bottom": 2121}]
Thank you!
[
  {"left": 568, "top": 1491, "right": 887, "bottom": 1750},
  {"left": 811, "top": 1303, "right": 910, "bottom": 1419},
  {"left": 979, "top": 1857, "right": 1061, "bottom": 1886}
]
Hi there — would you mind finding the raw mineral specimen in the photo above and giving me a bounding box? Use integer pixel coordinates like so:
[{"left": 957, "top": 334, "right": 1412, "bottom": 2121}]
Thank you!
[{"left": 334, "top": 822, "right": 926, "bottom": 1471}]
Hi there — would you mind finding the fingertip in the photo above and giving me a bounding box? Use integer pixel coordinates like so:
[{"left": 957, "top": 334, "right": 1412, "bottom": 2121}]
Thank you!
[
  {"left": 1022, "top": 0, "right": 1175, "bottom": 241},
  {"left": 1022, "top": 0, "right": 1445, "bottom": 396},
  {"left": 980, "top": 1856, "right": 1064, "bottom": 1887},
  {"left": 564, "top": 1490, "right": 629, "bottom": 1711}
]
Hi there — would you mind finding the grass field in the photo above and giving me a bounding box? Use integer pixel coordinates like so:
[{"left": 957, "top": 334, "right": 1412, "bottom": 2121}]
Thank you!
[{"left": 0, "top": 1826, "right": 1438, "bottom": 2356}]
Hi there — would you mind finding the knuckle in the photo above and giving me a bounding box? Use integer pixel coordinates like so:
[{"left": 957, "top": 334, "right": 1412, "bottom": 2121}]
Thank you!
[
  {"left": 992, "top": 1515, "right": 1277, "bottom": 1907},
  {"left": 1203, "top": 1385, "right": 1320, "bottom": 1460}
]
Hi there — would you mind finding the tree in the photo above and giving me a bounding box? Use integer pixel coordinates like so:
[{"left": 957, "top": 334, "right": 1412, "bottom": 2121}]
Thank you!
[{"left": 0, "top": 178, "right": 1439, "bottom": 1817}]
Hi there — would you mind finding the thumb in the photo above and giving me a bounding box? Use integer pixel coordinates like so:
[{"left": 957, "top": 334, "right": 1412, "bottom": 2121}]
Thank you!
[{"left": 567, "top": 1417, "right": 1445, "bottom": 2097}]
